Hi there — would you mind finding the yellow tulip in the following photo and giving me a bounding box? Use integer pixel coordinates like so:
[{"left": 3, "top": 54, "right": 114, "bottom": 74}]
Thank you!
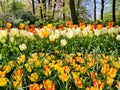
[
  {"left": 29, "top": 72, "right": 39, "bottom": 82},
  {"left": 0, "top": 77, "right": 7, "bottom": 87}
]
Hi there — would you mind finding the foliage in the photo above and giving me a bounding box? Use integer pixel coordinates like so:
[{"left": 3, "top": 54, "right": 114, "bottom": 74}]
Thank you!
[
  {"left": 10, "top": 0, "right": 24, "bottom": 14},
  {"left": 104, "top": 10, "right": 120, "bottom": 26},
  {"left": 0, "top": 0, "right": 25, "bottom": 27},
  {"left": 19, "top": 11, "right": 37, "bottom": 24}
]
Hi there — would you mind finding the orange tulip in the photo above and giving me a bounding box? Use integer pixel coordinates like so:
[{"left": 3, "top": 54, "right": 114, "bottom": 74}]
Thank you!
[
  {"left": 19, "top": 23, "right": 25, "bottom": 30},
  {"left": 80, "top": 23, "right": 86, "bottom": 30},
  {"left": 30, "top": 24, "right": 34, "bottom": 29},
  {"left": 25, "top": 25, "right": 29, "bottom": 31},
  {"left": 66, "top": 21, "right": 71, "bottom": 28},
  {"left": 114, "top": 25, "right": 118, "bottom": 28},
  {"left": 6, "top": 22, "right": 12, "bottom": 29},
  {"left": 42, "top": 29, "right": 49, "bottom": 38},
  {"left": 97, "top": 24, "right": 103, "bottom": 29},
  {"left": 61, "top": 26, "right": 65, "bottom": 31},
  {"left": 92, "top": 24, "right": 97, "bottom": 29},
  {"left": 93, "top": 79, "right": 104, "bottom": 89},
  {"left": 108, "top": 22, "right": 114, "bottom": 27},
  {"left": 52, "top": 26, "right": 56, "bottom": 31},
  {"left": 90, "top": 71, "right": 95, "bottom": 80},
  {"left": 57, "top": 24, "right": 62, "bottom": 29},
  {"left": 29, "top": 83, "right": 43, "bottom": 90},
  {"left": 33, "top": 30, "right": 38, "bottom": 35},
  {"left": 43, "top": 65, "right": 51, "bottom": 76},
  {"left": 73, "top": 24, "right": 78, "bottom": 29},
  {"left": 0, "top": 27, "right": 2, "bottom": 30},
  {"left": 79, "top": 22, "right": 84, "bottom": 27},
  {"left": 74, "top": 78, "right": 83, "bottom": 88},
  {"left": 106, "top": 25, "right": 111, "bottom": 30},
  {"left": 43, "top": 79, "right": 55, "bottom": 90}
]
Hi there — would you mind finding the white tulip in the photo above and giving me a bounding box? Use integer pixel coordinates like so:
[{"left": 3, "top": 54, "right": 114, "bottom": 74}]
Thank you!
[
  {"left": 26, "top": 32, "right": 34, "bottom": 40},
  {"left": 0, "top": 30, "right": 7, "bottom": 38},
  {"left": 19, "top": 30, "right": 27, "bottom": 37},
  {"left": 88, "top": 30, "right": 93, "bottom": 37},
  {"left": 82, "top": 30, "right": 88, "bottom": 37},
  {"left": 55, "top": 30, "right": 60, "bottom": 35},
  {"left": 66, "top": 30, "right": 74, "bottom": 39},
  {"left": 117, "top": 27, "right": 120, "bottom": 33},
  {"left": 116, "top": 35, "right": 120, "bottom": 40},
  {"left": 108, "top": 27, "right": 115, "bottom": 34},
  {"left": 94, "top": 29, "right": 100, "bottom": 36},
  {"left": 114, "top": 28, "right": 119, "bottom": 34},
  {"left": 19, "top": 44, "right": 27, "bottom": 51},
  {"left": 100, "top": 28, "right": 107, "bottom": 35},
  {"left": 54, "top": 30, "right": 60, "bottom": 39},
  {"left": 49, "top": 34, "right": 56, "bottom": 42},
  {"left": 55, "top": 33, "right": 60, "bottom": 39},
  {"left": 60, "top": 39, "right": 67, "bottom": 46},
  {"left": 9, "top": 28, "right": 19, "bottom": 37},
  {"left": 37, "top": 31, "right": 43, "bottom": 38},
  {"left": 73, "top": 28, "right": 81, "bottom": 35},
  {"left": 60, "top": 30, "right": 66, "bottom": 36},
  {"left": 9, "top": 37, "right": 14, "bottom": 43}
]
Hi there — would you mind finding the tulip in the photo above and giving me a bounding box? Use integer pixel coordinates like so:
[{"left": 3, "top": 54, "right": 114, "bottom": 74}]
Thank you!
[{"left": 6, "top": 22, "right": 12, "bottom": 29}]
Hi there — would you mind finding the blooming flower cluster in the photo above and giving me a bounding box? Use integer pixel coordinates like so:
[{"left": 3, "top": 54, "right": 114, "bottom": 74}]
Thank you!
[
  {"left": 0, "top": 52, "right": 119, "bottom": 90},
  {"left": 0, "top": 22, "right": 120, "bottom": 45},
  {"left": 0, "top": 22, "right": 120, "bottom": 89}
]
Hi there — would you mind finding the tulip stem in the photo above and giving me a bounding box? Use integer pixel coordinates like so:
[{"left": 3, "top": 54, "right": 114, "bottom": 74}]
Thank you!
[{"left": 66, "top": 82, "right": 68, "bottom": 90}]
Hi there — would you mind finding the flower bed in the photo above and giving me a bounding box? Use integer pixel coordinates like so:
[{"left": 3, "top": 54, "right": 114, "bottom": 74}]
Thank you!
[{"left": 0, "top": 22, "right": 120, "bottom": 89}]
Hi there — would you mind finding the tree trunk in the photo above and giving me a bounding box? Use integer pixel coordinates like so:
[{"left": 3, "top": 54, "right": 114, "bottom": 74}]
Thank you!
[
  {"left": 48, "top": 0, "right": 50, "bottom": 6},
  {"left": 69, "top": 0, "right": 78, "bottom": 24},
  {"left": 31, "top": 0, "right": 35, "bottom": 14},
  {"left": 101, "top": 0, "right": 104, "bottom": 21},
  {"left": 37, "top": 0, "right": 43, "bottom": 19},
  {"left": 112, "top": 0, "right": 116, "bottom": 22},
  {"left": 42, "top": 0, "right": 46, "bottom": 20},
  {"left": 63, "top": 0, "right": 65, "bottom": 20},
  {"left": 52, "top": 0, "right": 57, "bottom": 19},
  {"left": 77, "top": 0, "right": 81, "bottom": 20},
  {"left": 94, "top": 0, "right": 96, "bottom": 21}
]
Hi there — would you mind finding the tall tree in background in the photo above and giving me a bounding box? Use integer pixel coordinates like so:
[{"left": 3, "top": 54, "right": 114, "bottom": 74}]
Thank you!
[
  {"left": 38, "top": 0, "right": 46, "bottom": 19},
  {"left": 112, "top": 0, "right": 116, "bottom": 22},
  {"left": 46, "top": 0, "right": 51, "bottom": 20},
  {"left": 63, "top": 0, "right": 65, "bottom": 20},
  {"left": 101, "top": 0, "right": 104, "bottom": 21},
  {"left": 76, "top": 0, "right": 81, "bottom": 21},
  {"left": 31, "top": 0, "right": 35, "bottom": 14},
  {"left": 69, "top": 0, "right": 78, "bottom": 24},
  {"left": 77, "top": 0, "right": 80, "bottom": 14},
  {"left": 37, "top": 0, "right": 43, "bottom": 19},
  {"left": 52, "top": 0, "right": 57, "bottom": 19},
  {"left": 94, "top": 0, "right": 96, "bottom": 21}
]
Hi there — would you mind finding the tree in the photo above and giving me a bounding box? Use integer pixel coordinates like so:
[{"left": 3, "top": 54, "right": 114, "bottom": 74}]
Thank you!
[
  {"left": 63, "top": 0, "right": 65, "bottom": 20},
  {"left": 0, "top": 0, "right": 24, "bottom": 24},
  {"left": 69, "top": 0, "right": 78, "bottom": 24},
  {"left": 101, "top": 0, "right": 104, "bottom": 21},
  {"left": 94, "top": 0, "right": 96, "bottom": 21},
  {"left": 77, "top": 0, "right": 81, "bottom": 18},
  {"left": 103, "top": 0, "right": 120, "bottom": 25},
  {"left": 37, "top": 0, "right": 46, "bottom": 19},
  {"left": 31, "top": 0, "right": 35, "bottom": 14},
  {"left": 52, "top": 0, "right": 57, "bottom": 19},
  {"left": 37, "top": 0, "right": 42, "bottom": 19},
  {"left": 112, "top": 0, "right": 116, "bottom": 22}
]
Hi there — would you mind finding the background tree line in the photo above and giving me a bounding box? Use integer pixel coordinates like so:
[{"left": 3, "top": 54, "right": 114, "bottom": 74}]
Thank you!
[{"left": 0, "top": 0, "right": 119, "bottom": 27}]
